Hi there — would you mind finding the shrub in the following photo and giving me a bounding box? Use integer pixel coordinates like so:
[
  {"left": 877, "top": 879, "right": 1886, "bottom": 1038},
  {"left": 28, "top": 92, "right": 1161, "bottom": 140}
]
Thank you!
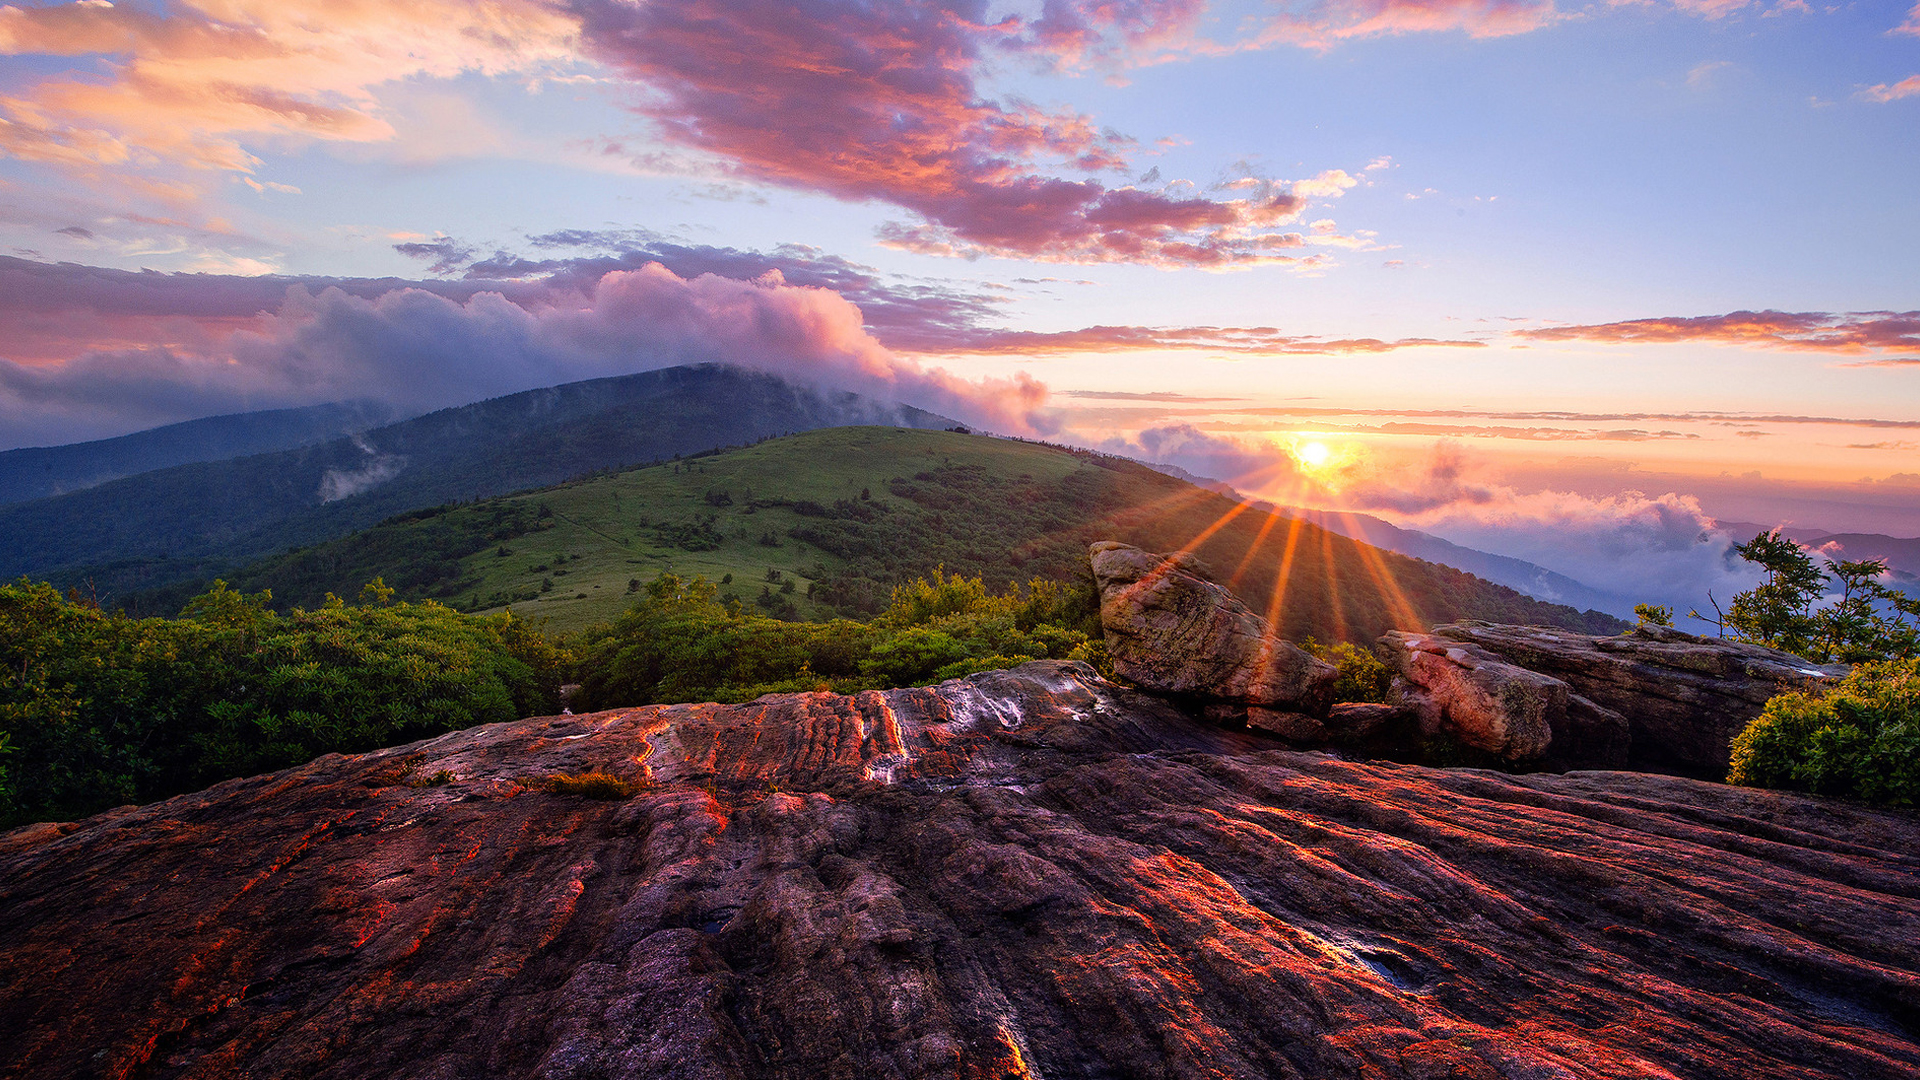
[
  {"left": 1301, "top": 637, "right": 1393, "bottom": 704},
  {"left": 1634, "top": 603, "right": 1673, "bottom": 628},
  {"left": 0, "top": 579, "right": 567, "bottom": 827},
  {"left": 569, "top": 570, "right": 1098, "bottom": 710},
  {"left": 1728, "top": 658, "right": 1920, "bottom": 807}
]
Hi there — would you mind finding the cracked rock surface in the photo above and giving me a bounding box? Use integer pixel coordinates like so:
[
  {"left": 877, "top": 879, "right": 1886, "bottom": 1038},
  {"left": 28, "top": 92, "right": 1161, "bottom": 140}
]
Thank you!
[{"left": 2, "top": 661, "right": 1917, "bottom": 1080}]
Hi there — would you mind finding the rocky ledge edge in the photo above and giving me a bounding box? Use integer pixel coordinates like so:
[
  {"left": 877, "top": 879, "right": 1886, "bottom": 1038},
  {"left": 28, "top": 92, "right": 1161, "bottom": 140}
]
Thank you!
[{"left": 1089, "top": 540, "right": 1849, "bottom": 776}]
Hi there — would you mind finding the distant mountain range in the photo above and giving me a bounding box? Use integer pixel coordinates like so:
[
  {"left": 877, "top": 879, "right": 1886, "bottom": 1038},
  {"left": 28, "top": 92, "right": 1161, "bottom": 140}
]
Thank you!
[
  {"left": 0, "top": 365, "right": 954, "bottom": 600},
  {"left": 1715, "top": 521, "right": 1920, "bottom": 586},
  {"left": 1272, "top": 507, "right": 1641, "bottom": 618},
  {"left": 0, "top": 401, "right": 397, "bottom": 505},
  {"left": 1144, "top": 462, "right": 1639, "bottom": 619}
]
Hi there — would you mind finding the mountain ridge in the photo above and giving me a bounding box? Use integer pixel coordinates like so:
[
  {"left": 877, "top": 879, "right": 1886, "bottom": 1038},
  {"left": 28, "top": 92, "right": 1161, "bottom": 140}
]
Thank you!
[
  {"left": 184, "top": 426, "right": 1627, "bottom": 641},
  {"left": 0, "top": 400, "right": 398, "bottom": 505},
  {"left": 0, "top": 365, "right": 954, "bottom": 600}
]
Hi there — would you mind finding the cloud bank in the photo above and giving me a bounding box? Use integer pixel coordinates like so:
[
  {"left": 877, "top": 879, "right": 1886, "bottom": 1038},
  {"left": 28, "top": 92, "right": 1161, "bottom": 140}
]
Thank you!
[{"left": 0, "top": 260, "right": 1052, "bottom": 449}]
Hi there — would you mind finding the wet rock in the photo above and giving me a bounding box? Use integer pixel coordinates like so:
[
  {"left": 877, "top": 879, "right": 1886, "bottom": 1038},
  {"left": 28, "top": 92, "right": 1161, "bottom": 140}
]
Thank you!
[
  {"left": 1090, "top": 540, "right": 1337, "bottom": 715},
  {"left": 3, "top": 660, "right": 1918, "bottom": 1079},
  {"left": 1426, "top": 622, "right": 1846, "bottom": 774}
]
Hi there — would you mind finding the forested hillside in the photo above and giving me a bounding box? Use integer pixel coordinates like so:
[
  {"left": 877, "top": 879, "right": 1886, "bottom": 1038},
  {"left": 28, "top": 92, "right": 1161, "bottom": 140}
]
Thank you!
[
  {"left": 2, "top": 365, "right": 951, "bottom": 600},
  {"left": 173, "top": 426, "right": 1625, "bottom": 642}
]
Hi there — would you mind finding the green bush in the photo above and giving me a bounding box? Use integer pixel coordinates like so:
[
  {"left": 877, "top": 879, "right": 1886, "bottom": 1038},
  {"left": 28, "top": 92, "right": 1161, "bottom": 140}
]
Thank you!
[
  {"left": 569, "top": 570, "right": 1098, "bottom": 710},
  {"left": 1301, "top": 637, "right": 1393, "bottom": 704},
  {"left": 0, "top": 578, "right": 568, "bottom": 827},
  {"left": 1728, "top": 658, "right": 1920, "bottom": 806}
]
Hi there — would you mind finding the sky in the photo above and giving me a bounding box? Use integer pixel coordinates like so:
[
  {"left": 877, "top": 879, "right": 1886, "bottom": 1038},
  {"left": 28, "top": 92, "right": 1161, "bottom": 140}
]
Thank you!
[{"left": 0, "top": 0, "right": 1916, "bottom": 614}]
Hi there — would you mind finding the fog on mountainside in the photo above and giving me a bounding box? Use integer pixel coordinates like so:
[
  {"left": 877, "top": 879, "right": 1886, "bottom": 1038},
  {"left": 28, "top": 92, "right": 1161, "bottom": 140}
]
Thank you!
[{"left": 0, "top": 401, "right": 398, "bottom": 506}]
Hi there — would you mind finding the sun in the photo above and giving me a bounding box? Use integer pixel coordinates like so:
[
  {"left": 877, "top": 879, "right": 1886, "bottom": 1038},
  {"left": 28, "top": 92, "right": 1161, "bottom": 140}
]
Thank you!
[{"left": 1297, "top": 441, "right": 1331, "bottom": 469}]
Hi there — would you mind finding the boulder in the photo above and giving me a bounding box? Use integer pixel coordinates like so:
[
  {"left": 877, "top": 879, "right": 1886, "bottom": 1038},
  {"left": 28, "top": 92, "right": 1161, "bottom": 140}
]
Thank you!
[
  {"left": 1090, "top": 540, "right": 1337, "bottom": 715},
  {"left": 1384, "top": 632, "right": 1632, "bottom": 768},
  {"left": 1383, "top": 632, "right": 1562, "bottom": 762},
  {"left": 1423, "top": 622, "right": 1845, "bottom": 774}
]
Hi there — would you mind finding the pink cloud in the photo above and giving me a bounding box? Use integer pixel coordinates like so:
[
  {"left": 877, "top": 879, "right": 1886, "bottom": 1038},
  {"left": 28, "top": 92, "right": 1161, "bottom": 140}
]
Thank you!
[
  {"left": 0, "top": 0, "right": 577, "bottom": 190},
  {"left": 1897, "top": 3, "right": 1920, "bottom": 35},
  {"left": 1517, "top": 309, "right": 1920, "bottom": 357},
  {"left": 0, "top": 259, "right": 1054, "bottom": 448},
  {"left": 1010, "top": 0, "right": 1212, "bottom": 70},
  {"left": 1249, "top": 0, "right": 1563, "bottom": 50},
  {"left": 570, "top": 0, "right": 1352, "bottom": 266},
  {"left": 1861, "top": 75, "right": 1920, "bottom": 103}
]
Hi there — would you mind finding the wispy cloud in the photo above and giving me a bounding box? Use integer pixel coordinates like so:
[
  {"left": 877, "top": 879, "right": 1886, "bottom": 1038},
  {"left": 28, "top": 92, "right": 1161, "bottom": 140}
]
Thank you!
[
  {"left": 1199, "top": 403, "right": 1920, "bottom": 430},
  {"left": 914, "top": 324, "right": 1486, "bottom": 355},
  {"left": 1518, "top": 309, "right": 1920, "bottom": 358},
  {"left": 1244, "top": 0, "right": 1563, "bottom": 51},
  {"left": 0, "top": 0, "right": 578, "bottom": 192},
  {"left": 1054, "top": 390, "right": 1248, "bottom": 402},
  {"left": 1860, "top": 75, "right": 1920, "bottom": 103},
  {"left": 1896, "top": 2, "right": 1920, "bottom": 36}
]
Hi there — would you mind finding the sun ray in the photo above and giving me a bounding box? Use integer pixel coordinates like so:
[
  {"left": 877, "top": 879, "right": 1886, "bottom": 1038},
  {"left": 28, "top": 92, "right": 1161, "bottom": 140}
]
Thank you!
[
  {"left": 1332, "top": 510, "right": 1428, "bottom": 632},
  {"left": 1319, "top": 519, "right": 1349, "bottom": 644},
  {"left": 1262, "top": 513, "right": 1309, "bottom": 642},
  {"left": 1227, "top": 507, "right": 1284, "bottom": 594}
]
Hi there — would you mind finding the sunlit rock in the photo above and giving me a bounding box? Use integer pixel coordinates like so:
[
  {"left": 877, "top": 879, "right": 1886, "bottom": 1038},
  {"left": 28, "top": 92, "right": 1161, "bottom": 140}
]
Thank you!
[
  {"left": 4, "top": 661, "right": 1916, "bottom": 1079},
  {"left": 1089, "top": 540, "right": 1337, "bottom": 715},
  {"left": 1423, "top": 622, "right": 1845, "bottom": 774}
]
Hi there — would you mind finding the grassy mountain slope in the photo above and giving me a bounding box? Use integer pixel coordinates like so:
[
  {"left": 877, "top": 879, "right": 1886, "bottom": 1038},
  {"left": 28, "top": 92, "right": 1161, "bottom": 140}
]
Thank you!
[
  {"left": 6, "top": 365, "right": 953, "bottom": 600},
  {"left": 204, "top": 427, "right": 1627, "bottom": 641},
  {"left": 0, "top": 400, "right": 397, "bottom": 505}
]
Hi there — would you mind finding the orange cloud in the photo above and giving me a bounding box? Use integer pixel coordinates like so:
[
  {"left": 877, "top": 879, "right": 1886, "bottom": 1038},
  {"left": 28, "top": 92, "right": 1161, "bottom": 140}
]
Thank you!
[
  {"left": 0, "top": 0, "right": 577, "bottom": 185},
  {"left": 1518, "top": 309, "right": 1920, "bottom": 357}
]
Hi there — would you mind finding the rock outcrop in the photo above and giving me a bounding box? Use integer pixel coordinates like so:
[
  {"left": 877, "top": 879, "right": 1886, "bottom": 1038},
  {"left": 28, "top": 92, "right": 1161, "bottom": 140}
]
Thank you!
[
  {"left": 1383, "top": 631, "right": 1631, "bottom": 768},
  {"left": 4, "top": 661, "right": 1919, "bottom": 1079},
  {"left": 1090, "top": 540, "right": 1338, "bottom": 721},
  {"left": 1414, "top": 622, "right": 1846, "bottom": 774}
]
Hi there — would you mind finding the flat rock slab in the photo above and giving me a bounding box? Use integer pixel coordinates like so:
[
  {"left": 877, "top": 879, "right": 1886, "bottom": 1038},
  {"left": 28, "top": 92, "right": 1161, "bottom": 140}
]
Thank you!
[{"left": 2, "top": 661, "right": 1917, "bottom": 1080}]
